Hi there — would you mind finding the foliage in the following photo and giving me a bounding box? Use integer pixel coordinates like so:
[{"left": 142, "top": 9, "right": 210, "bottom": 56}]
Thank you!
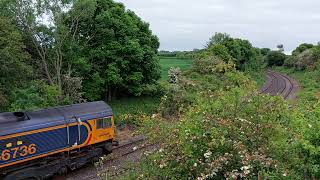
[
  {"left": 124, "top": 63, "right": 319, "bottom": 179},
  {"left": 0, "top": 16, "right": 31, "bottom": 92},
  {"left": 260, "top": 48, "right": 271, "bottom": 56},
  {"left": 158, "top": 50, "right": 177, "bottom": 57},
  {"left": 206, "top": 32, "right": 231, "bottom": 47},
  {"left": 272, "top": 66, "right": 320, "bottom": 178},
  {"left": 265, "top": 51, "right": 286, "bottom": 66},
  {"left": 176, "top": 49, "right": 203, "bottom": 60},
  {"left": 193, "top": 56, "right": 235, "bottom": 74},
  {"left": 0, "top": 0, "right": 161, "bottom": 111},
  {"left": 205, "top": 33, "right": 262, "bottom": 71},
  {"left": 68, "top": 0, "right": 161, "bottom": 100},
  {"left": 285, "top": 46, "right": 320, "bottom": 70},
  {"left": 139, "top": 94, "right": 304, "bottom": 179},
  {"left": 120, "top": 49, "right": 320, "bottom": 179},
  {"left": 199, "top": 44, "right": 234, "bottom": 63},
  {"left": 9, "top": 81, "right": 70, "bottom": 111},
  {"left": 292, "top": 43, "right": 314, "bottom": 56},
  {"left": 109, "top": 96, "right": 160, "bottom": 125},
  {"left": 168, "top": 67, "right": 182, "bottom": 84}
]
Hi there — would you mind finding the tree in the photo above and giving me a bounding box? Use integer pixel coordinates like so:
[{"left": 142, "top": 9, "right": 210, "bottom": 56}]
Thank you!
[
  {"left": 0, "top": 17, "right": 31, "bottom": 93},
  {"left": 222, "top": 38, "right": 258, "bottom": 70},
  {"left": 206, "top": 32, "right": 230, "bottom": 47},
  {"left": 292, "top": 43, "right": 314, "bottom": 56},
  {"left": 265, "top": 51, "right": 286, "bottom": 66},
  {"left": 0, "top": 0, "right": 85, "bottom": 102},
  {"left": 260, "top": 48, "right": 271, "bottom": 56},
  {"left": 200, "top": 44, "right": 234, "bottom": 63},
  {"left": 66, "top": 0, "right": 160, "bottom": 101}
]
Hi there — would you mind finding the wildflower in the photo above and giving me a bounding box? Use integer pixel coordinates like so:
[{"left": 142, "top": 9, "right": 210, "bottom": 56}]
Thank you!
[
  {"left": 243, "top": 170, "right": 250, "bottom": 175},
  {"left": 152, "top": 114, "right": 157, "bottom": 118},
  {"left": 308, "top": 124, "right": 312, "bottom": 128},
  {"left": 133, "top": 146, "right": 138, "bottom": 151},
  {"left": 193, "top": 163, "right": 198, "bottom": 167},
  {"left": 240, "top": 165, "right": 251, "bottom": 170},
  {"left": 204, "top": 151, "right": 212, "bottom": 159}
]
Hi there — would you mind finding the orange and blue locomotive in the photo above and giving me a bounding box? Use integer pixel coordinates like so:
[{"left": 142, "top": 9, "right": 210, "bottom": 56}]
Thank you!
[{"left": 0, "top": 101, "right": 116, "bottom": 180}]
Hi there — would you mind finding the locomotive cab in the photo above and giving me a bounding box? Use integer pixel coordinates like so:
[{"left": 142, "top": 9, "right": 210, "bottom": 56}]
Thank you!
[{"left": 93, "top": 116, "right": 115, "bottom": 152}]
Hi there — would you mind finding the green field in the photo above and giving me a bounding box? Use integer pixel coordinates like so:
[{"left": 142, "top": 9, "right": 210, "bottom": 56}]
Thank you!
[{"left": 159, "top": 57, "right": 193, "bottom": 80}]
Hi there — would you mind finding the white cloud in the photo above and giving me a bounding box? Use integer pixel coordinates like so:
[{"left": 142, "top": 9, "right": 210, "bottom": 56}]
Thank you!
[{"left": 116, "top": 0, "right": 320, "bottom": 52}]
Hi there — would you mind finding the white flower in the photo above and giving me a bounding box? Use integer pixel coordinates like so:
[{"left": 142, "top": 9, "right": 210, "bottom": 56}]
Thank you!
[
  {"left": 133, "top": 146, "right": 138, "bottom": 151},
  {"left": 283, "top": 173, "right": 287, "bottom": 177},
  {"left": 241, "top": 165, "right": 251, "bottom": 170},
  {"left": 308, "top": 124, "right": 312, "bottom": 128},
  {"left": 204, "top": 151, "right": 212, "bottom": 159},
  {"left": 152, "top": 114, "right": 157, "bottom": 118},
  {"left": 193, "top": 163, "right": 198, "bottom": 167},
  {"left": 159, "top": 164, "right": 164, "bottom": 169},
  {"left": 159, "top": 148, "right": 164, "bottom": 152}
]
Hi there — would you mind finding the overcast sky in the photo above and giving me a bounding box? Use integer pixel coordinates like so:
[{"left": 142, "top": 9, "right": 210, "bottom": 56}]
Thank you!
[{"left": 116, "top": 0, "right": 320, "bottom": 53}]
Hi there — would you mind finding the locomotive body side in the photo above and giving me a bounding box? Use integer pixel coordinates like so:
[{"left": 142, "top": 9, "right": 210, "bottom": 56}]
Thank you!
[
  {"left": 0, "top": 122, "right": 91, "bottom": 169},
  {"left": 0, "top": 101, "right": 116, "bottom": 179}
]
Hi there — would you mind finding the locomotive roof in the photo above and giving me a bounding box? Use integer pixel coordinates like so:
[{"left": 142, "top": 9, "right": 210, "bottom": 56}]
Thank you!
[{"left": 0, "top": 101, "right": 113, "bottom": 137}]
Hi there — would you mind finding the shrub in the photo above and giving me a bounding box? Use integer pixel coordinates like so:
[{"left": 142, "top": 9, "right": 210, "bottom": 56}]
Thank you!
[
  {"left": 265, "top": 51, "right": 286, "bottom": 66},
  {"left": 193, "top": 56, "right": 235, "bottom": 74},
  {"left": 132, "top": 88, "right": 306, "bottom": 179},
  {"left": 285, "top": 47, "right": 320, "bottom": 70},
  {"left": 168, "top": 67, "right": 182, "bottom": 84}
]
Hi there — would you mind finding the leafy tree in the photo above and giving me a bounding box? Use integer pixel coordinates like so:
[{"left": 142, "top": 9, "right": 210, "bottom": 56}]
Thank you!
[
  {"left": 0, "top": 16, "right": 31, "bottom": 94},
  {"left": 222, "top": 38, "right": 258, "bottom": 70},
  {"left": 9, "top": 81, "right": 68, "bottom": 111},
  {"left": 292, "top": 43, "right": 314, "bottom": 56},
  {"left": 67, "top": 0, "right": 160, "bottom": 101},
  {"left": 260, "top": 48, "right": 271, "bottom": 56},
  {"left": 285, "top": 46, "right": 320, "bottom": 70},
  {"left": 204, "top": 33, "right": 261, "bottom": 70},
  {"left": 206, "top": 32, "right": 230, "bottom": 47},
  {"left": 199, "top": 44, "right": 234, "bottom": 62},
  {"left": 265, "top": 51, "right": 286, "bottom": 66},
  {"left": 0, "top": 0, "right": 85, "bottom": 102}
]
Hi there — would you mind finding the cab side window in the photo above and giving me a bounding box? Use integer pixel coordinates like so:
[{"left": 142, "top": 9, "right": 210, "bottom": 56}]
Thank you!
[{"left": 96, "top": 117, "right": 112, "bottom": 129}]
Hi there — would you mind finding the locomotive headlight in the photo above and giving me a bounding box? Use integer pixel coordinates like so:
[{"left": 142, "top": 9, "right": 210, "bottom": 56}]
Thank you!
[{"left": 6, "top": 143, "right": 12, "bottom": 148}]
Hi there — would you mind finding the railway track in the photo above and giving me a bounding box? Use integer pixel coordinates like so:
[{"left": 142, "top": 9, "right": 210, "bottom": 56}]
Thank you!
[
  {"left": 53, "top": 136, "right": 157, "bottom": 180},
  {"left": 260, "top": 70, "right": 298, "bottom": 100}
]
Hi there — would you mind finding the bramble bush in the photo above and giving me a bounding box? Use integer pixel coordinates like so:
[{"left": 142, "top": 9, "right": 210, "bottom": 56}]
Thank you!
[{"left": 120, "top": 56, "right": 319, "bottom": 179}]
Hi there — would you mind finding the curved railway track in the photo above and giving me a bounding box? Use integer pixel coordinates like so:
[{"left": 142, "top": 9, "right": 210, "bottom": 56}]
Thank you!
[{"left": 260, "top": 70, "right": 298, "bottom": 100}]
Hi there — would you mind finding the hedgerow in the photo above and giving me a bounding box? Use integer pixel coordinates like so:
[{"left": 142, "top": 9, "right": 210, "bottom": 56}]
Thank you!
[{"left": 120, "top": 55, "right": 319, "bottom": 179}]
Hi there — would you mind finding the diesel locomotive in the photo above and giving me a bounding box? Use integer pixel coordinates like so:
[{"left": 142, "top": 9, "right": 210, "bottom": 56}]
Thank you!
[{"left": 0, "top": 101, "right": 116, "bottom": 180}]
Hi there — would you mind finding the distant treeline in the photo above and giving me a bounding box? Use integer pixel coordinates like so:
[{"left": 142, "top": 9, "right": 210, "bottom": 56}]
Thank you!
[{"left": 158, "top": 49, "right": 203, "bottom": 59}]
